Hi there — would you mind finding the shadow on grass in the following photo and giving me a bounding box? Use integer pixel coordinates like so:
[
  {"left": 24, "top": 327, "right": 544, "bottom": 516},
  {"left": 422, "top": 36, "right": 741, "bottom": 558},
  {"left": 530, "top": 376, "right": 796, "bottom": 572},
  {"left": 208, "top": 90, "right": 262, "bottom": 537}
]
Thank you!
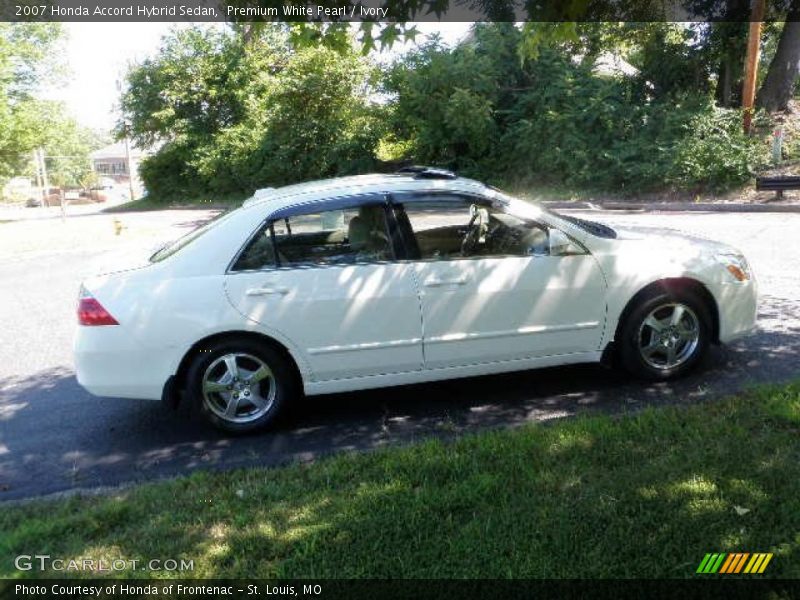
[{"left": 1, "top": 384, "right": 798, "bottom": 579}]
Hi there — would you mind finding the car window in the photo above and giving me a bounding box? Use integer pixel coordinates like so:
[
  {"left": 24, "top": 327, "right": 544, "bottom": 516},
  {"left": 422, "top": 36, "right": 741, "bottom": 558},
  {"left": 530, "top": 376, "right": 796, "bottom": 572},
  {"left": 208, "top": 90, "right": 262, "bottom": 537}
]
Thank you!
[
  {"left": 232, "top": 204, "right": 392, "bottom": 271},
  {"left": 397, "top": 196, "right": 550, "bottom": 260},
  {"left": 150, "top": 210, "right": 233, "bottom": 263}
]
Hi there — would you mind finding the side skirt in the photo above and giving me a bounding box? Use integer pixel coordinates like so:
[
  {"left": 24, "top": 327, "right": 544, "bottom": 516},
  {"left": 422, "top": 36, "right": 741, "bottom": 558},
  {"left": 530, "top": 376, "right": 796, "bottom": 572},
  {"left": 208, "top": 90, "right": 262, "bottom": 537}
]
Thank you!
[{"left": 303, "top": 351, "right": 602, "bottom": 396}]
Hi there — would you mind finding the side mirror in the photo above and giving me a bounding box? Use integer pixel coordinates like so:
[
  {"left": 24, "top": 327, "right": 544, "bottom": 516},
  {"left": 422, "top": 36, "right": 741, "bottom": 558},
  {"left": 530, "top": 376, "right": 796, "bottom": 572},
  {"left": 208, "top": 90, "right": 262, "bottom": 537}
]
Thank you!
[{"left": 549, "top": 229, "right": 582, "bottom": 256}]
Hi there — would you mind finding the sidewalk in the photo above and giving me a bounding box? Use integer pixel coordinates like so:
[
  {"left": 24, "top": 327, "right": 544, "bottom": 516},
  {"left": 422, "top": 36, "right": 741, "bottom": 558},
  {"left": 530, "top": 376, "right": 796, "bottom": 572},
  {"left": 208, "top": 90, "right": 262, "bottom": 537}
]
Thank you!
[
  {"left": 543, "top": 200, "right": 800, "bottom": 213},
  {"left": 0, "top": 196, "right": 131, "bottom": 222}
]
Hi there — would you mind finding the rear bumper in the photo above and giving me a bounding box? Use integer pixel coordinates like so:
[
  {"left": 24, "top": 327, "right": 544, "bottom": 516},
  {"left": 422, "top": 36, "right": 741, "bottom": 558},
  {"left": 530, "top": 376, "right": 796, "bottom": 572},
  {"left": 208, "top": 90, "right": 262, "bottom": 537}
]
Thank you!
[
  {"left": 74, "top": 326, "right": 177, "bottom": 401},
  {"left": 711, "top": 279, "right": 758, "bottom": 344}
]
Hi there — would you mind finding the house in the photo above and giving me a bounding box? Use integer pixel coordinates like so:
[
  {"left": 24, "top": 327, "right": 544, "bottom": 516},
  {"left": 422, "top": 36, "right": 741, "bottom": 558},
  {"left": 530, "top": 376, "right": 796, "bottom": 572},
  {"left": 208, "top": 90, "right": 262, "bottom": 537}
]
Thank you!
[
  {"left": 89, "top": 141, "right": 147, "bottom": 198},
  {"left": 2, "top": 176, "right": 33, "bottom": 202}
]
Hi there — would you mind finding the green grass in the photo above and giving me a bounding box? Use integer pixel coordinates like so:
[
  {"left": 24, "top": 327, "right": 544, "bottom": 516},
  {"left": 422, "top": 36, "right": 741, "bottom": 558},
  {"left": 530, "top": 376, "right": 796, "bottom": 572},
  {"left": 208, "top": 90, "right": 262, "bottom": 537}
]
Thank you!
[
  {"left": 2, "top": 384, "right": 799, "bottom": 579},
  {"left": 103, "top": 192, "right": 247, "bottom": 213}
]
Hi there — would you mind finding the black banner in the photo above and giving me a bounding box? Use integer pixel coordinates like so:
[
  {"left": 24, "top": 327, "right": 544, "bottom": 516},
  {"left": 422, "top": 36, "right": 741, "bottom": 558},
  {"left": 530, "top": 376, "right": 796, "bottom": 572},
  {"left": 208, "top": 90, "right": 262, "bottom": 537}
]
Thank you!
[
  {"left": 2, "top": 580, "right": 800, "bottom": 600},
  {"left": 3, "top": 0, "right": 800, "bottom": 23}
]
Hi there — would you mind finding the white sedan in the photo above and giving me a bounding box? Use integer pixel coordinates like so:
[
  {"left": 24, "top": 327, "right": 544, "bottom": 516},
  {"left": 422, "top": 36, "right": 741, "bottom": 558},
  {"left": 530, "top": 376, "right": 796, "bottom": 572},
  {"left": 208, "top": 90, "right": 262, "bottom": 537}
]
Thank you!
[{"left": 74, "top": 170, "right": 758, "bottom": 432}]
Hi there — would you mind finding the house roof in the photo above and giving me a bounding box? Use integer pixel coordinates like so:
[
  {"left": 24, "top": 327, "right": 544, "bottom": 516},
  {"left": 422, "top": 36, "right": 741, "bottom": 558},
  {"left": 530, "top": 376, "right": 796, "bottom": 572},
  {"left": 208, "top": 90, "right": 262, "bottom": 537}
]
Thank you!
[
  {"left": 593, "top": 52, "right": 639, "bottom": 77},
  {"left": 89, "top": 141, "right": 147, "bottom": 160}
]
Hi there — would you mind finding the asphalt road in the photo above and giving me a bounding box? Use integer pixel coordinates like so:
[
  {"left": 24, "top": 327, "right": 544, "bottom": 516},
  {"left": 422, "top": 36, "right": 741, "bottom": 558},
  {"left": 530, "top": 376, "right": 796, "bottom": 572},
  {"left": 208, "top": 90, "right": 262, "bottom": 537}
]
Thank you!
[{"left": 1, "top": 209, "right": 798, "bottom": 501}]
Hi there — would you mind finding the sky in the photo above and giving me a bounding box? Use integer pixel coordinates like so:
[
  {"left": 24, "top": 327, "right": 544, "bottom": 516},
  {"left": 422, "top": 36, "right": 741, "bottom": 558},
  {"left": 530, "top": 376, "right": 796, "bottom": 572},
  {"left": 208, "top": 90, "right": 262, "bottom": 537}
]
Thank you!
[{"left": 45, "top": 22, "right": 471, "bottom": 133}]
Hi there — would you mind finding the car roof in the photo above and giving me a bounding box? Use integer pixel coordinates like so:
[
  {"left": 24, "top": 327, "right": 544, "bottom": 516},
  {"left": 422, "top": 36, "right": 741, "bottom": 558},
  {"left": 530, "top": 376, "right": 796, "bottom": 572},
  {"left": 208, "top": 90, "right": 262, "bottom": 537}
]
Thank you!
[{"left": 241, "top": 173, "right": 494, "bottom": 215}]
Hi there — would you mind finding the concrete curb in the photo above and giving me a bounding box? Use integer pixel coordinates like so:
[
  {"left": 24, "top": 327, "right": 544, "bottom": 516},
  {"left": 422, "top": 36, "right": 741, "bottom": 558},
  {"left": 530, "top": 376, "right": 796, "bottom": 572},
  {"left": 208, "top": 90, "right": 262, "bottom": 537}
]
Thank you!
[{"left": 543, "top": 201, "right": 800, "bottom": 213}]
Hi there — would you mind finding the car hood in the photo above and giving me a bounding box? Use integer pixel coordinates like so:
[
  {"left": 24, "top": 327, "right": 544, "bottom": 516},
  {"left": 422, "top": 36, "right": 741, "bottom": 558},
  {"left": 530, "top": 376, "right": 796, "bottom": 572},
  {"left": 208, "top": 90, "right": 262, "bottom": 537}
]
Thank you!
[{"left": 610, "top": 225, "right": 738, "bottom": 255}]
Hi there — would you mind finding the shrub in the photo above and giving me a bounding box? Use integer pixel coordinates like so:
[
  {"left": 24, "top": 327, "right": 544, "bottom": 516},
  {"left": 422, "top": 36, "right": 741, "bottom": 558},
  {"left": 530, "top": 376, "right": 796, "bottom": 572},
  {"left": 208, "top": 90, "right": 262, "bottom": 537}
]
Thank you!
[{"left": 671, "top": 104, "right": 770, "bottom": 191}]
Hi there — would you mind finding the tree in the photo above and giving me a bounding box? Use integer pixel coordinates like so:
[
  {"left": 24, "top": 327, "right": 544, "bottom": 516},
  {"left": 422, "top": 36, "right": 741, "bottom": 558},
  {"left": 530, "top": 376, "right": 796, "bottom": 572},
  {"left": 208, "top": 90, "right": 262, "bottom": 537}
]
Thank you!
[
  {"left": 757, "top": 4, "right": 800, "bottom": 112},
  {"left": 39, "top": 102, "right": 104, "bottom": 188},
  {"left": 118, "top": 25, "right": 290, "bottom": 147},
  {"left": 124, "top": 25, "right": 383, "bottom": 198},
  {"left": 0, "top": 23, "right": 65, "bottom": 180},
  {"left": 386, "top": 23, "right": 767, "bottom": 192}
]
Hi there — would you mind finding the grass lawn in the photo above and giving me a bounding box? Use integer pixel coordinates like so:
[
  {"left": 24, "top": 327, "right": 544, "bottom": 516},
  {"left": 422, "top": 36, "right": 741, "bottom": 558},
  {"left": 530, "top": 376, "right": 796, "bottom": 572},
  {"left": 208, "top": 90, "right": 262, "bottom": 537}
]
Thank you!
[
  {"left": 102, "top": 192, "right": 246, "bottom": 213},
  {"left": 2, "top": 384, "right": 799, "bottom": 579}
]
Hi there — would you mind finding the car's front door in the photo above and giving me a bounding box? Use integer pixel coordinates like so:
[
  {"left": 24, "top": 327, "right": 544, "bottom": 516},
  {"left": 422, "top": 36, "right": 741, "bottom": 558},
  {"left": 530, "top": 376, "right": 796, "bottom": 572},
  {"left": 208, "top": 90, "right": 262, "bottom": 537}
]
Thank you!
[
  {"left": 225, "top": 197, "right": 424, "bottom": 382},
  {"left": 392, "top": 193, "right": 607, "bottom": 370}
]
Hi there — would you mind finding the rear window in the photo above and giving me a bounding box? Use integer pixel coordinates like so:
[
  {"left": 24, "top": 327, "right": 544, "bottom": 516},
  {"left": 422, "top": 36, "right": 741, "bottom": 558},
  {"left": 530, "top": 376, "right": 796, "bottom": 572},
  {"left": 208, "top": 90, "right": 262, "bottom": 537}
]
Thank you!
[
  {"left": 231, "top": 204, "right": 392, "bottom": 271},
  {"left": 149, "top": 211, "right": 232, "bottom": 263}
]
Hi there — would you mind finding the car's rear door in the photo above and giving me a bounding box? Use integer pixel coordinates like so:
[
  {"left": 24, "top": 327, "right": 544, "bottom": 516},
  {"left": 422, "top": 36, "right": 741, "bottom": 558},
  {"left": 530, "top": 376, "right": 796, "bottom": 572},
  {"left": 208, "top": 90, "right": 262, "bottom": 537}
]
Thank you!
[
  {"left": 391, "top": 193, "right": 607, "bottom": 370},
  {"left": 224, "top": 195, "right": 424, "bottom": 382}
]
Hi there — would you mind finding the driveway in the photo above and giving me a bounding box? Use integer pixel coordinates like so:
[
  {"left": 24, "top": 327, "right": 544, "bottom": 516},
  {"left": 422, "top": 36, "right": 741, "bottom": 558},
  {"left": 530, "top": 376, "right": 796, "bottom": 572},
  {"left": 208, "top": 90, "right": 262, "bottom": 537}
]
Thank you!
[{"left": 0, "top": 209, "right": 798, "bottom": 501}]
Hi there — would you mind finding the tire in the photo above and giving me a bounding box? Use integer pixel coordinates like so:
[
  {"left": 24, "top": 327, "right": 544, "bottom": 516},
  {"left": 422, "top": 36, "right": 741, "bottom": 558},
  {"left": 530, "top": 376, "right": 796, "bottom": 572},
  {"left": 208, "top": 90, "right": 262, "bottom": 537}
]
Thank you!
[
  {"left": 619, "top": 287, "right": 711, "bottom": 381},
  {"left": 185, "top": 337, "right": 298, "bottom": 434}
]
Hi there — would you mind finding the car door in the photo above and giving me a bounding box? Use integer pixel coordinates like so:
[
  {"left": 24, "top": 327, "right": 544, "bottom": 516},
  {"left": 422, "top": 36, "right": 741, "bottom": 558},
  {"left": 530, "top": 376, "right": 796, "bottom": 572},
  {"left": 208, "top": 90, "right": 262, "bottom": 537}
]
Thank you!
[
  {"left": 392, "top": 193, "right": 607, "bottom": 370},
  {"left": 224, "top": 196, "right": 424, "bottom": 382}
]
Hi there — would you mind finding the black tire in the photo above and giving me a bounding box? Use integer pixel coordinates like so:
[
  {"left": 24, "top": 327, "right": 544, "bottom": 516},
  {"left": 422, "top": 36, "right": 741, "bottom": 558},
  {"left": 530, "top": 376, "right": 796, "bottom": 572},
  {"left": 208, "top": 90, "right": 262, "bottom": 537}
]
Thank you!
[
  {"left": 185, "top": 337, "right": 298, "bottom": 434},
  {"left": 619, "top": 287, "right": 711, "bottom": 381}
]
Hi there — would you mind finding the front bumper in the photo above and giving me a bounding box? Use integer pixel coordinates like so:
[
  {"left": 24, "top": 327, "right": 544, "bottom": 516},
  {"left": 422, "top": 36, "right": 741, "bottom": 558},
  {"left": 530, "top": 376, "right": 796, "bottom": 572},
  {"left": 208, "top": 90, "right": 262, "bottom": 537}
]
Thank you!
[{"left": 712, "top": 278, "right": 759, "bottom": 344}]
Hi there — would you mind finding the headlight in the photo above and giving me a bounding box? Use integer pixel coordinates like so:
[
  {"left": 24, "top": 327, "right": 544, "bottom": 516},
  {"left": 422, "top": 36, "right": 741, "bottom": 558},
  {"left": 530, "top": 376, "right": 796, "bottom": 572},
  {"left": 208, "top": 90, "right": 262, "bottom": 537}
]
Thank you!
[{"left": 715, "top": 253, "right": 751, "bottom": 282}]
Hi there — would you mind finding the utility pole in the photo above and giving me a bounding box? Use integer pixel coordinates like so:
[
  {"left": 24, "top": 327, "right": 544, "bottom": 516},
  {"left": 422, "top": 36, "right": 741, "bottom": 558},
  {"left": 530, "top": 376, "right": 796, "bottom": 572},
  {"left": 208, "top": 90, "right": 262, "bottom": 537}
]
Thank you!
[
  {"left": 37, "top": 148, "right": 50, "bottom": 204},
  {"left": 33, "top": 149, "right": 44, "bottom": 208},
  {"left": 123, "top": 135, "right": 136, "bottom": 201},
  {"left": 742, "top": 0, "right": 767, "bottom": 133},
  {"left": 117, "top": 76, "right": 136, "bottom": 202}
]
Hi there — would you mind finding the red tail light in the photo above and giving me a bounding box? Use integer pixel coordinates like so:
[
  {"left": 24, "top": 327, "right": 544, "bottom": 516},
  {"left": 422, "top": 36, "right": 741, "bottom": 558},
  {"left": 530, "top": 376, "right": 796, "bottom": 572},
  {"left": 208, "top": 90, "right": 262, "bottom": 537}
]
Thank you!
[{"left": 77, "top": 287, "right": 118, "bottom": 326}]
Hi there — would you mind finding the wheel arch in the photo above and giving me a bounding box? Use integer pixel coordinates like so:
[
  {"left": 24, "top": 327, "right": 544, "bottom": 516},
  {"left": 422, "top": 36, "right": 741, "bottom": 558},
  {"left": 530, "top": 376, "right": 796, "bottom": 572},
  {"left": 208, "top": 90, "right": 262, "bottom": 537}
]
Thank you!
[
  {"left": 612, "top": 277, "right": 720, "bottom": 350},
  {"left": 170, "top": 330, "right": 306, "bottom": 405}
]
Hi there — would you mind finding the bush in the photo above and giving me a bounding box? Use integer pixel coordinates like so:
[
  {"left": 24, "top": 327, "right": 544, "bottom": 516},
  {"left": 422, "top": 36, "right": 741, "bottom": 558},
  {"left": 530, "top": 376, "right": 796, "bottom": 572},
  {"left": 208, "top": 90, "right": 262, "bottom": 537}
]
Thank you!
[
  {"left": 388, "top": 26, "right": 772, "bottom": 194},
  {"left": 131, "top": 32, "right": 384, "bottom": 201},
  {"left": 131, "top": 24, "right": 773, "bottom": 200},
  {"left": 671, "top": 104, "right": 770, "bottom": 191},
  {"left": 138, "top": 141, "right": 205, "bottom": 200}
]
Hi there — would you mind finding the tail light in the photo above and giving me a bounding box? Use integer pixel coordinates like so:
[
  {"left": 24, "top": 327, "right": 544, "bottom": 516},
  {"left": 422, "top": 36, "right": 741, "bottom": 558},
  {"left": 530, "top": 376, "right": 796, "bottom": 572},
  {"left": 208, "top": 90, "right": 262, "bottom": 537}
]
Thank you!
[{"left": 77, "top": 285, "right": 119, "bottom": 326}]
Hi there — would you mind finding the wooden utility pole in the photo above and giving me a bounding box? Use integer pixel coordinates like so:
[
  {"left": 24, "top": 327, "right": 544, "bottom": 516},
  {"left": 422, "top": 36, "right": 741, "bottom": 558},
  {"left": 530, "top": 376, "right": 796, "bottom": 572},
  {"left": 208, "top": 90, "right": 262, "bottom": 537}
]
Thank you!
[
  {"left": 742, "top": 0, "right": 767, "bottom": 133},
  {"left": 37, "top": 148, "right": 50, "bottom": 204},
  {"left": 32, "top": 149, "right": 44, "bottom": 208},
  {"left": 123, "top": 135, "right": 136, "bottom": 201}
]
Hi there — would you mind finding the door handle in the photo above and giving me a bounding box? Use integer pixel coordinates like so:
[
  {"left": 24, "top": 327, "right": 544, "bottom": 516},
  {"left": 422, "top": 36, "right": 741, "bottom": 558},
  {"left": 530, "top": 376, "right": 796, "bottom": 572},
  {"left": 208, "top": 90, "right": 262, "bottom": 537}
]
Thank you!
[
  {"left": 245, "top": 286, "right": 289, "bottom": 297},
  {"left": 423, "top": 277, "right": 468, "bottom": 288}
]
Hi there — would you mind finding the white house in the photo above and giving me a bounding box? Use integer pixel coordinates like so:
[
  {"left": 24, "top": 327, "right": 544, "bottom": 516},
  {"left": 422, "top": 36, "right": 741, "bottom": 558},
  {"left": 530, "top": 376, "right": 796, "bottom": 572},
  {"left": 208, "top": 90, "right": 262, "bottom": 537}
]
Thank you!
[{"left": 89, "top": 141, "right": 147, "bottom": 198}]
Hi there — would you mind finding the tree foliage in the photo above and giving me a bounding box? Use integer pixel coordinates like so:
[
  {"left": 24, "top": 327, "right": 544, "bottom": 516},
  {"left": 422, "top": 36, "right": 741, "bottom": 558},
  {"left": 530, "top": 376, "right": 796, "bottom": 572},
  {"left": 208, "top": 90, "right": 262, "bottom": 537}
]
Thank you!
[
  {"left": 0, "top": 23, "right": 99, "bottom": 190},
  {"left": 0, "top": 23, "right": 63, "bottom": 180},
  {"left": 122, "top": 26, "right": 384, "bottom": 199},
  {"left": 386, "top": 23, "right": 769, "bottom": 192},
  {"left": 121, "top": 22, "right": 788, "bottom": 200}
]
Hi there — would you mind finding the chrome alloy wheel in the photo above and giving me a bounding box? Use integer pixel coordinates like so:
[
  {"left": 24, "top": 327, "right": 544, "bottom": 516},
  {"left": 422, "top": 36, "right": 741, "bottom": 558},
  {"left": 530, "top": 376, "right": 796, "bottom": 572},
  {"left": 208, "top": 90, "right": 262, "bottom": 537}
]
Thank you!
[
  {"left": 201, "top": 353, "right": 276, "bottom": 424},
  {"left": 637, "top": 302, "right": 701, "bottom": 370}
]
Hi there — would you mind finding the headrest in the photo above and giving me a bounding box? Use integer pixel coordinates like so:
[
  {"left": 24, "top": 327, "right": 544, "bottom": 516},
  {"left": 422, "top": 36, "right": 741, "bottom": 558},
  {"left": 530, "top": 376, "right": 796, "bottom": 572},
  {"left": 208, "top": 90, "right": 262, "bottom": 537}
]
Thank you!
[{"left": 348, "top": 216, "right": 369, "bottom": 250}]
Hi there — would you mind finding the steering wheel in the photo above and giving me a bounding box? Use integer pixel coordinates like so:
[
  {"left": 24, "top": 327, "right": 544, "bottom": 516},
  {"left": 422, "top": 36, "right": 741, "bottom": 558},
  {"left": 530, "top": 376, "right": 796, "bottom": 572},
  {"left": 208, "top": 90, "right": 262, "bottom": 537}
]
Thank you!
[{"left": 460, "top": 206, "right": 486, "bottom": 257}]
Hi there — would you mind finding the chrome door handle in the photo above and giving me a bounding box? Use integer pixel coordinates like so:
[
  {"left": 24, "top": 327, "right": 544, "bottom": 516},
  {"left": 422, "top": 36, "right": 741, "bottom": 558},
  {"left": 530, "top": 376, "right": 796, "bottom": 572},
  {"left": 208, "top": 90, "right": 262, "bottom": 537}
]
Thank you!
[
  {"left": 423, "top": 277, "right": 468, "bottom": 288},
  {"left": 245, "top": 286, "right": 289, "bottom": 297}
]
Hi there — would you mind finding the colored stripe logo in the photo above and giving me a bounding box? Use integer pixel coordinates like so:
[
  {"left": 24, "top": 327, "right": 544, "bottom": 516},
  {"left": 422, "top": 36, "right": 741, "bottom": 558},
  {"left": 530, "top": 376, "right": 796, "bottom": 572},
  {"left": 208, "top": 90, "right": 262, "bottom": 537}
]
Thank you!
[{"left": 696, "top": 552, "right": 773, "bottom": 574}]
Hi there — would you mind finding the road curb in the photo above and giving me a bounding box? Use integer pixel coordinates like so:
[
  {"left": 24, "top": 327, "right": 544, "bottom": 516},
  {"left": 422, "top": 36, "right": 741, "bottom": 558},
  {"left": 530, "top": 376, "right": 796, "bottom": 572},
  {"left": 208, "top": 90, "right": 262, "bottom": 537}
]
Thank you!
[{"left": 543, "top": 201, "right": 800, "bottom": 213}]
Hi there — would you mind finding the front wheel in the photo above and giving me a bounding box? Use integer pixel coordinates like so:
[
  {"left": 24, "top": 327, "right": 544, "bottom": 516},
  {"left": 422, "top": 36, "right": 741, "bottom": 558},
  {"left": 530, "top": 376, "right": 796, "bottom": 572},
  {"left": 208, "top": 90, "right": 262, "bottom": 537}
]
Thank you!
[
  {"left": 619, "top": 289, "right": 711, "bottom": 380},
  {"left": 185, "top": 338, "right": 298, "bottom": 434}
]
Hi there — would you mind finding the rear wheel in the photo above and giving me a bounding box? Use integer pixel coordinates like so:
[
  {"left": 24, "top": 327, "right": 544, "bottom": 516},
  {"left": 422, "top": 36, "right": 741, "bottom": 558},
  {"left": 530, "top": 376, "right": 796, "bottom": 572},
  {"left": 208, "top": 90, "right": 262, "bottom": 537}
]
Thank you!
[
  {"left": 619, "top": 288, "right": 710, "bottom": 380},
  {"left": 186, "top": 338, "right": 298, "bottom": 433}
]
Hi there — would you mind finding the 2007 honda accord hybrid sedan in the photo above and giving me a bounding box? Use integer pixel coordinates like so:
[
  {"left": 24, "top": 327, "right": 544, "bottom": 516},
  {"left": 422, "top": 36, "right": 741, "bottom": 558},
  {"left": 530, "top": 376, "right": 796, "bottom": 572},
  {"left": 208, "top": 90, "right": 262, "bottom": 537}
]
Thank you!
[{"left": 75, "top": 169, "right": 758, "bottom": 432}]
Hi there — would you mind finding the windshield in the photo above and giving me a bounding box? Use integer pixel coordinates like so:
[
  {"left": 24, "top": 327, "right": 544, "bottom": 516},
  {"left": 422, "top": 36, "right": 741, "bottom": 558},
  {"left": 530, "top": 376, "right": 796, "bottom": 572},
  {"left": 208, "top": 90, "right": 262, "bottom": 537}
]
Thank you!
[
  {"left": 492, "top": 188, "right": 617, "bottom": 240},
  {"left": 149, "top": 210, "right": 233, "bottom": 263}
]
